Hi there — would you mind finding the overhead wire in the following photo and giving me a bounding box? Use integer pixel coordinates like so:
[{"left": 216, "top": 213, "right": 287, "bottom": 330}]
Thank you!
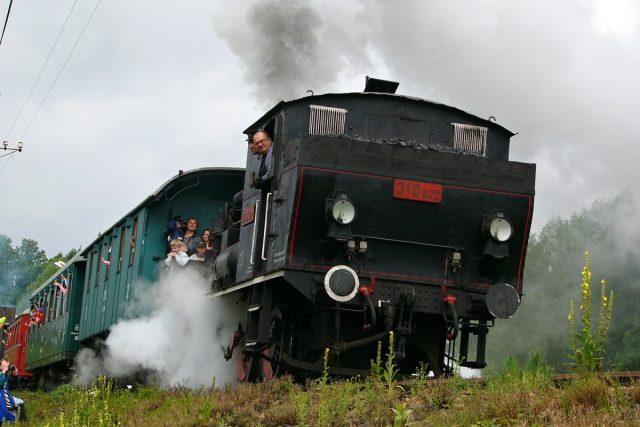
[
  {"left": 0, "top": 0, "right": 13, "bottom": 47},
  {"left": 19, "top": 0, "right": 103, "bottom": 140},
  {"left": 4, "top": 0, "right": 80, "bottom": 140}
]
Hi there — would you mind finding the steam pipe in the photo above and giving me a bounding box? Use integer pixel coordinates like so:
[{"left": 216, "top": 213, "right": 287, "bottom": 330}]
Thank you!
[
  {"left": 362, "top": 292, "right": 376, "bottom": 330},
  {"left": 442, "top": 297, "right": 459, "bottom": 341}
]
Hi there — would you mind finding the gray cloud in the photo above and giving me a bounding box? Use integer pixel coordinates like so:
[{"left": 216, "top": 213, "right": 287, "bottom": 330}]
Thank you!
[
  {"left": 354, "top": 0, "right": 640, "bottom": 230},
  {"left": 1, "top": 0, "right": 639, "bottom": 260}
]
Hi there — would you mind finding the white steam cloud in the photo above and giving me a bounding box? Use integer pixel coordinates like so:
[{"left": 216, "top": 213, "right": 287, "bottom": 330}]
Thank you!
[{"left": 75, "top": 269, "right": 245, "bottom": 388}]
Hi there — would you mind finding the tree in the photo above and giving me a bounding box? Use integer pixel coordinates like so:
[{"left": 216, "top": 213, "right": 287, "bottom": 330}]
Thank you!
[{"left": 0, "top": 235, "right": 49, "bottom": 306}]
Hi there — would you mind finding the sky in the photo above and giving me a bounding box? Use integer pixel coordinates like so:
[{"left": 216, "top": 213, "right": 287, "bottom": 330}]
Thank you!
[{"left": 1, "top": 0, "right": 640, "bottom": 257}]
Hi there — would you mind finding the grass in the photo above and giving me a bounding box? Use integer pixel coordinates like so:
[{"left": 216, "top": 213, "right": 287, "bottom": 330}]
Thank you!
[{"left": 10, "top": 369, "right": 640, "bottom": 426}]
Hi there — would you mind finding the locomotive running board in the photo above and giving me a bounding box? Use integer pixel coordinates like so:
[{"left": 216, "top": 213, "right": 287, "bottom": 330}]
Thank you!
[{"left": 208, "top": 271, "right": 285, "bottom": 298}]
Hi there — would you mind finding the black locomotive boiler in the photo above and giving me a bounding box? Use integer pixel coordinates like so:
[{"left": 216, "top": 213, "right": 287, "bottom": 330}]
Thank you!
[{"left": 213, "top": 78, "right": 536, "bottom": 379}]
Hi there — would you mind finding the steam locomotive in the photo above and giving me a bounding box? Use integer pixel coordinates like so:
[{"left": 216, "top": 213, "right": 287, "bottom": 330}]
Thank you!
[
  {"left": 3, "top": 78, "right": 535, "bottom": 383},
  {"left": 213, "top": 77, "right": 535, "bottom": 379}
]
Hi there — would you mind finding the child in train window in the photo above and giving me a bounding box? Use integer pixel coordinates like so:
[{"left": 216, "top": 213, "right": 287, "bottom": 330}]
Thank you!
[
  {"left": 165, "top": 239, "right": 189, "bottom": 268},
  {"left": 166, "top": 216, "right": 185, "bottom": 242},
  {"left": 28, "top": 305, "right": 45, "bottom": 327}
]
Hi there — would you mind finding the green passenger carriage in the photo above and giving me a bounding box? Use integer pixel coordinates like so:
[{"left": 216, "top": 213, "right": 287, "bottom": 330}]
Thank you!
[
  {"left": 21, "top": 168, "right": 244, "bottom": 380},
  {"left": 25, "top": 256, "right": 85, "bottom": 384}
]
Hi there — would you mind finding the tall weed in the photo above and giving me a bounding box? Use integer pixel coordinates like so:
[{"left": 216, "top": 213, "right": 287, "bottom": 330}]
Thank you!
[{"left": 568, "top": 251, "right": 614, "bottom": 374}]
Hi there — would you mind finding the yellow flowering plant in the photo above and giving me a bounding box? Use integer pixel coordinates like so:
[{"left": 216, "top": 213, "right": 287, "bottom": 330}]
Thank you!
[{"left": 568, "top": 252, "right": 614, "bottom": 374}]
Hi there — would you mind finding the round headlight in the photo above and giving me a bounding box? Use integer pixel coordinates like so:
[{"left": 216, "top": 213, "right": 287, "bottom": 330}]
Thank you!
[
  {"left": 489, "top": 217, "right": 513, "bottom": 242},
  {"left": 331, "top": 199, "right": 356, "bottom": 225}
]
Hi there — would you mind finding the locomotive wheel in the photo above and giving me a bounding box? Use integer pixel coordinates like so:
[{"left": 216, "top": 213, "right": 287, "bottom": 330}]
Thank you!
[
  {"left": 236, "top": 308, "right": 294, "bottom": 381},
  {"left": 266, "top": 307, "right": 294, "bottom": 377},
  {"left": 237, "top": 347, "right": 266, "bottom": 382}
]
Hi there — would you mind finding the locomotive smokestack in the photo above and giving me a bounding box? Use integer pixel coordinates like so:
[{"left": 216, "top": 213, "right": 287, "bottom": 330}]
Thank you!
[{"left": 364, "top": 76, "right": 399, "bottom": 94}]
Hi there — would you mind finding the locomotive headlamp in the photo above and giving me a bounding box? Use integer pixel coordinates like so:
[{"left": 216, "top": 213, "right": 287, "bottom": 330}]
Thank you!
[
  {"left": 489, "top": 217, "right": 512, "bottom": 242},
  {"left": 483, "top": 211, "right": 513, "bottom": 243},
  {"left": 482, "top": 211, "right": 513, "bottom": 258},
  {"left": 330, "top": 195, "right": 356, "bottom": 225},
  {"left": 324, "top": 265, "right": 360, "bottom": 302}
]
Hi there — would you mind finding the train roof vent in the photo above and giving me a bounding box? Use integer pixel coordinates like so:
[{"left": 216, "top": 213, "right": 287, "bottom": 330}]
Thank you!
[
  {"left": 364, "top": 76, "right": 399, "bottom": 94},
  {"left": 309, "top": 105, "right": 348, "bottom": 135},
  {"left": 452, "top": 123, "right": 488, "bottom": 156}
]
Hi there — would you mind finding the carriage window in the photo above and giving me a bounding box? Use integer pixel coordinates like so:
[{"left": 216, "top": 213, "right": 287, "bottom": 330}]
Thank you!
[
  {"left": 47, "top": 289, "right": 55, "bottom": 323},
  {"left": 87, "top": 252, "right": 93, "bottom": 293},
  {"left": 34, "top": 298, "right": 42, "bottom": 328},
  {"left": 105, "top": 236, "right": 113, "bottom": 281},
  {"left": 55, "top": 286, "right": 62, "bottom": 318},
  {"left": 95, "top": 246, "right": 102, "bottom": 287},
  {"left": 309, "top": 105, "right": 347, "bottom": 135},
  {"left": 452, "top": 123, "right": 488, "bottom": 156},
  {"left": 64, "top": 273, "right": 72, "bottom": 313},
  {"left": 118, "top": 225, "right": 126, "bottom": 272},
  {"left": 129, "top": 218, "right": 138, "bottom": 266}
]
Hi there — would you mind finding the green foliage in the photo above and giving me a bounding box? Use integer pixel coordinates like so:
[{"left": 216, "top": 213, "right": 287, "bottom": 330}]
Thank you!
[
  {"left": 370, "top": 339, "right": 383, "bottom": 380},
  {"left": 318, "top": 347, "right": 330, "bottom": 389},
  {"left": 614, "top": 318, "right": 640, "bottom": 370},
  {"left": 391, "top": 402, "right": 412, "bottom": 427},
  {"left": 410, "top": 361, "right": 430, "bottom": 391},
  {"left": 0, "top": 234, "right": 78, "bottom": 311},
  {"left": 561, "top": 376, "right": 611, "bottom": 412},
  {"left": 290, "top": 388, "right": 311, "bottom": 427},
  {"left": 383, "top": 331, "right": 398, "bottom": 393},
  {"left": 41, "top": 376, "right": 116, "bottom": 427},
  {"left": 0, "top": 235, "right": 49, "bottom": 306},
  {"left": 568, "top": 252, "right": 614, "bottom": 374},
  {"left": 15, "top": 372, "right": 640, "bottom": 426},
  {"left": 490, "top": 353, "right": 553, "bottom": 392}
]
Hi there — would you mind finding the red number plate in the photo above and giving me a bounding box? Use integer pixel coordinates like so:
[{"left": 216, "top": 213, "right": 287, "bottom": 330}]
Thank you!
[
  {"left": 241, "top": 205, "right": 256, "bottom": 225},
  {"left": 393, "top": 179, "right": 443, "bottom": 203}
]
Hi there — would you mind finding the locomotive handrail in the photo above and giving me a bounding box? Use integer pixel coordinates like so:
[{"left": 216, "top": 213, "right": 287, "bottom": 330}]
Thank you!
[
  {"left": 250, "top": 199, "right": 261, "bottom": 265},
  {"left": 261, "top": 192, "right": 273, "bottom": 261}
]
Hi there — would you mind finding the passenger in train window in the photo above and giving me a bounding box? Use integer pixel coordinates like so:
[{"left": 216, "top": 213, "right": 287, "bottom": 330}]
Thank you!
[
  {"left": 201, "top": 229, "right": 214, "bottom": 254},
  {"left": 251, "top": 130, "right": 273, "bottom": 189},
  {"left": 28, "top": 305, "right": 44, "bottom": 327},
  {"left": 165, "top": 239, "right": 189, "bottom": 269},
  {"left": 53, "top": 274, "right": 69, "bottom": 296},
  {"left": 188, "top": 240, "right": 214, "bottom": 279},
  {"left": 189, "top": 240, "right": 207, "bottom": 262},
  {"left": 182, "top": 217, "right": 200, "bottom": 254},
  {"left": 166, "top": 216, "right": 185, "bottom": 242},
  {"left": 248, "top": 136, "right": 259, "bottom": 155}
]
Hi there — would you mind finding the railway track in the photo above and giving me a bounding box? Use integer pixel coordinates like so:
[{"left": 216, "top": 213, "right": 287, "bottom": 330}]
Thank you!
[{"left": 552, "top": 371, "right": 640, "bottom": 383}]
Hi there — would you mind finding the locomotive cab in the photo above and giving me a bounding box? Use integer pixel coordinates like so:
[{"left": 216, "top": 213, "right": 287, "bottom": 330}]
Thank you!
[{"left": 215, "top": 78, "right": 535, "bottom": 378}]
